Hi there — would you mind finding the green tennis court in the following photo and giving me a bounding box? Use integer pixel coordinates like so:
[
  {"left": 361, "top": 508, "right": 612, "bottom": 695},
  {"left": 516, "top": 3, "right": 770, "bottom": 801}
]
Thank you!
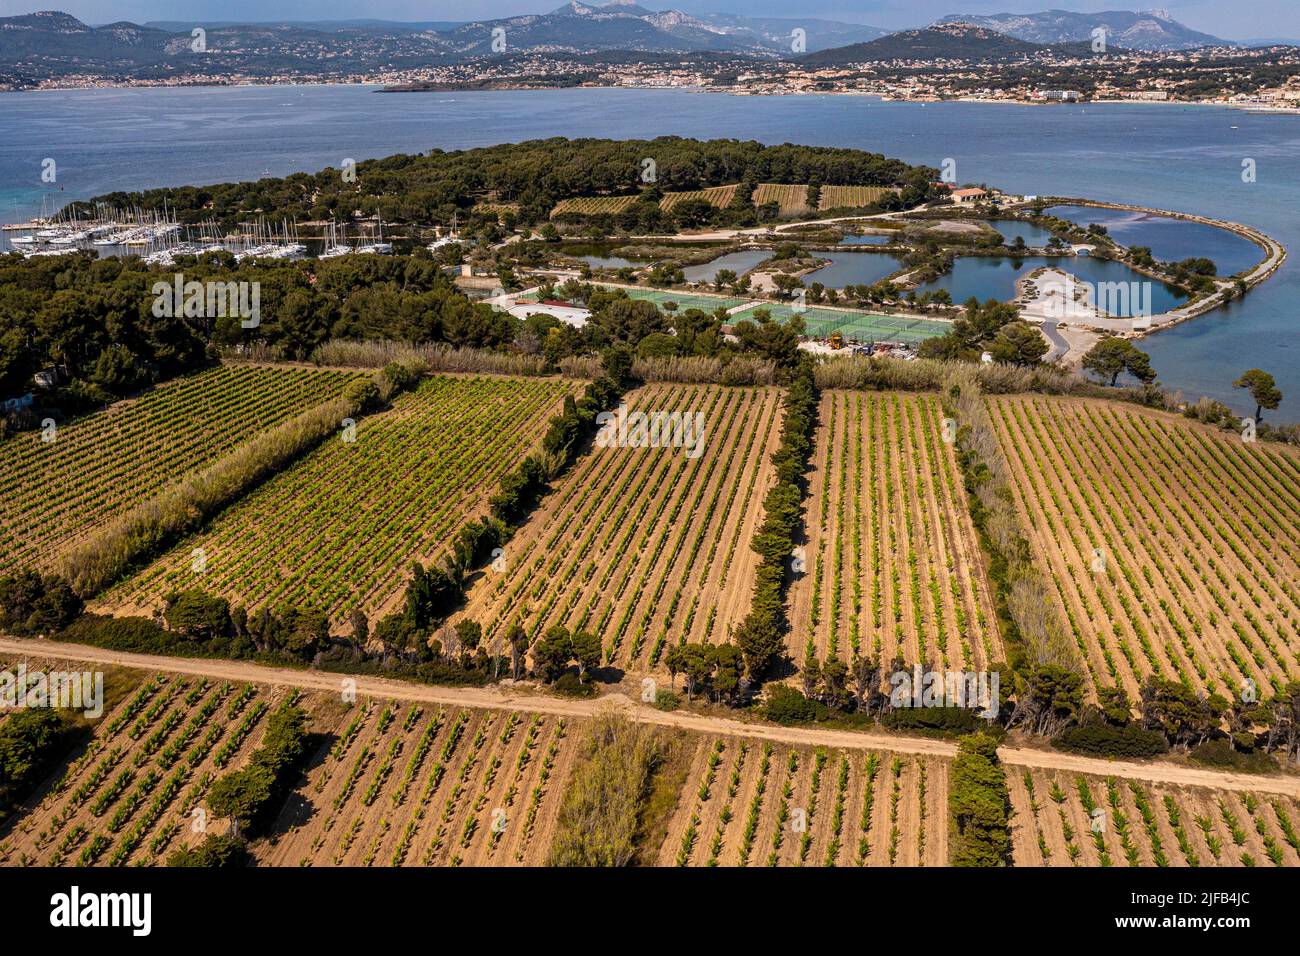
[
  {"left": 597, "top": 285, "right": 749, "bottom": 312},
  {"left": 589, "top": 283, "right": 949, "bottom": 344},
  {"left": 748, "top": 304, "right": 950, "bottom": 345}
]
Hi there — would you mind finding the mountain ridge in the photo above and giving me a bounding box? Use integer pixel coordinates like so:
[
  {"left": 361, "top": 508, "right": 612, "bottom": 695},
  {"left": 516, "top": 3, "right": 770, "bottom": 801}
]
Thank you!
[{"left": 934, "top": 9, "right": 1228, "bottom": 50}]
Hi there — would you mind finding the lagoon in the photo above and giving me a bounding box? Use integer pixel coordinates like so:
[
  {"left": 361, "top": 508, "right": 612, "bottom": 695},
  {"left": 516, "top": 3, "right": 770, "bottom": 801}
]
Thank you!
[
  {"left": 682, "top": 249, "right": 771, "bottom": 284},
  {"left": 912, "top": 255, "right": 1187, "bottom": 316},
  {"left": 1047, "top": 205, "right": 1263, "bottom": 277},
  {"left": 992, "top": 220, "right": 1056, "bottom": 247},
  {"left": 0, "top": 86, "right": 1295, "bottom": 416},
  {"left": 803, "top": 251, "right": 905, "bottom": 289}
]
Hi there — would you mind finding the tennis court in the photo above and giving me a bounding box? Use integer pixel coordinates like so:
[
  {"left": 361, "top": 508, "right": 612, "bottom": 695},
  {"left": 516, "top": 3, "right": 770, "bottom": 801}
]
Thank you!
[
  {"left": 596, "top": 284, "right": 750, "bottom": 313},
  {"left": 735, "top": 303, "right": 950, "bottom": 345},
  {"left": 586, "top": 283, "right": 950, "bottom": 344}
]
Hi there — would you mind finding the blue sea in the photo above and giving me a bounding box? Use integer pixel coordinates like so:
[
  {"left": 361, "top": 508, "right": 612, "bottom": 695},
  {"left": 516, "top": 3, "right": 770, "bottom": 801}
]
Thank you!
[{"left": 2, "top": 85, "right": 1296, "bottom": 417}]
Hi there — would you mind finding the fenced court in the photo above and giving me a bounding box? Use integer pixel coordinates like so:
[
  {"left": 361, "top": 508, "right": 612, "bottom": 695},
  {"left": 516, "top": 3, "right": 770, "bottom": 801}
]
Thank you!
[
  {"left": 597, "top": 285, "right": 750, "bottom": 313},
  {"left": 734, "top": 303, "right": 950, "bottom": 344},
  {"left": 588, "top": 283, "right": 950, "bottom": 344}
]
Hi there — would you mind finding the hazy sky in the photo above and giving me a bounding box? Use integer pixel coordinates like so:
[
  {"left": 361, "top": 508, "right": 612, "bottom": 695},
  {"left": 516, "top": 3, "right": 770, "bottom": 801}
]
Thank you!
[{"left": 1, "top": 0, "right": 1293, "bottom": 40}]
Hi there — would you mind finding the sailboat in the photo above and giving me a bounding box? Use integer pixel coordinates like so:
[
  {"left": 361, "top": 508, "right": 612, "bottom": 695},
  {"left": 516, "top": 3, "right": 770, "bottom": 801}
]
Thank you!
[
  {"left": 356, "top": 219, "right": 392, "bottom": 255},
  {"left": 318, "top": 221, "right": 354, "bottom": 259}
]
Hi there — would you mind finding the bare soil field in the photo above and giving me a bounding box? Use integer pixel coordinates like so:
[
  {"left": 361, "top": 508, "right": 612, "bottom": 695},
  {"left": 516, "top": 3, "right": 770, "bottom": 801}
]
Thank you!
[
  {"left": 0, "top": 659, "right": 287, "bottom": 867},
  {"left": 655, "top": 733, "right": 949, "bottom": 866},
  {"left": 989, "top": 394, "right": 1300, "bottom": 699},
  {"left": 0, "top": 656, "right": 583, "bottom": 868},
  {"left": 262, "top": 702, "right": 580, "bottom": 867},
  {"left": 1009, "top": 765, "right": 1300, "bottom": 867},
  {"left": 451, "top": 382, "right": 783, "bottom": 673},
  {"left": 787, "top": 390, "right": 1001, "bottom": 671}
]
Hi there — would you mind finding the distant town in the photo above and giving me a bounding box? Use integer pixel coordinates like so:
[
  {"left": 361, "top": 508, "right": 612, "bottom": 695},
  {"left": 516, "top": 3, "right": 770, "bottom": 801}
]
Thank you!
[{"left": 3, "top": 9, "right": 1300, "bottom": 110}]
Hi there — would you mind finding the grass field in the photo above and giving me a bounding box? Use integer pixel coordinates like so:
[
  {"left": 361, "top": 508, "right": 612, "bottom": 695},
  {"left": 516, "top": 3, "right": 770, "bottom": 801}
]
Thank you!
[
  {"left": 1009, "top": 767, "right": 1300, "bottom": 867},
  {"left": 788, "top": 391, "right": 1001, "bottom": 670},
  {"left": 452, "top": 382, "right": 783, "bottom": 672},
  {"left": 990, "top": 395, "right": 1300, "bottom": 700},
  {"left": 594, "top": 283, "right": 750, "bottom": 313},
  {"left": 0, "top": 365, "right": 363, "bottom": 577},
  {"left": 100, "top": 375, "right": 578, "bottom": 623},
  {"left": 596, "top": 284, "right": 948, "bottom": 344}
]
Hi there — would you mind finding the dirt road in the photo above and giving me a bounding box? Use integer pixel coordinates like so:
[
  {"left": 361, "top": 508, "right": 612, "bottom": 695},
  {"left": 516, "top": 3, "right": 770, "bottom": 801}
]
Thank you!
[{"left": 4, "top": 635, "right": 1298, "bottom": 797}]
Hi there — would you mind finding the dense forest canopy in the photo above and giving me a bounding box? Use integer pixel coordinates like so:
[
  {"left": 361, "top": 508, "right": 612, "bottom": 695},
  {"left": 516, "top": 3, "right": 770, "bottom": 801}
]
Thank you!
[
  {"left": 0, "top": 250, "right": 788, "bottom": 417},
  {"left": 0, "top": 252, "right": 510, "bottom": 402},
  {"left": 75, "top": 137, "right": 937, "bottom": 228}
]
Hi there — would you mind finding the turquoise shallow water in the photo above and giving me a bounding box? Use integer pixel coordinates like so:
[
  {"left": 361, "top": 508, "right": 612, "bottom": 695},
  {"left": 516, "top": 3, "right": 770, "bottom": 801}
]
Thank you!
[{"left": 1, "top": 87, "right": 1295, "bottom": 417}]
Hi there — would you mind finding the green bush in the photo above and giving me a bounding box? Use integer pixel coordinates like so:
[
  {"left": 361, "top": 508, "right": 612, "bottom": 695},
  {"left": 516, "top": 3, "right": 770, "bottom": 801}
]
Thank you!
[
  {"left": 553, "top": 672, "right": 598, "bottom": 698},
  {"left": 763, "top": 685, "right": 826, "bottom": 724},
  {"left": 1052, "top": 723, "right": 1169, "bottom": 758},
  {"left": 0, "top": 569, "right": 83, "bottom": 635},
  {"left": 166, "top": 833, "right": 250, "bottom": 868},
  {"left": 206, "top": 702, "right": 309, "bottom": 835},
  {"left": 163, "top": 590, "right": 232, "bottom": 638},
  {"left": 653, "top": 690, "right": 679, "bottom": 711},
  {"left": 948, "top": 733, "right": 1011, "bottom": 867},
  {"left": 883, "top": 706, "right": 999, "bottom": 739},
  {"left": 1188, "top": 740, "right": 1276, "bottom": 774},
  {"left": 0, "top": 709, "right": 80, "bottom": 825}
]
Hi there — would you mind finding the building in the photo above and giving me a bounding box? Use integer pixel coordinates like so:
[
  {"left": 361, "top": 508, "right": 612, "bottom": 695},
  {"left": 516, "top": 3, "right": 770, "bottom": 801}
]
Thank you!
[
  {"left": 1033, "top": 90, "right": 1082, "bottom": 102},
  {"left": 951, "top": 188, "right": 989, "bottom": 205}
]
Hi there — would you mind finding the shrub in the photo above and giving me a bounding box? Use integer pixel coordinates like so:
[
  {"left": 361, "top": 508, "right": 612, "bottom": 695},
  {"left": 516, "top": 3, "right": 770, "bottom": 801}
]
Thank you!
[
  {"left": 0, "top": 709, "right": 80, "bottom": 825},
  {"left": 547, "top": 714, "right": 666, "bottom": 866},
  {"left": 163, "top": 590, "right": 232, "bottom": 638},
  {"left": 948, "top": 733, "right": 1011, "bottom": 867},
  {"left": 311, "top": 339, "right": 550, "bottom": 376},
  {"left": 763, "top": 685, "right": 826, "bottom": 724},
  {"left": 206, "top": 702, "right": 310, "bottom": 835},
  {"left": 653, "top": 690, "right": 680, "bottom": 711},
  {"left": 0, "top": 570, "right": 83, "bottom": 635},
  {"left": 1188, "top": 740, "right": 1277, "bottom": 774},
  {"left": 1052, "top": 723, "right": 1169, "bottom": 758},
  {"left": 166, "top": 833, "right": 250, "bottom": 867},
  {"left": 883, "top": 706, "right": 998, "bottom": 738},
  {"left": 552, "top": 672, "right": 598, "bottom": 698}
]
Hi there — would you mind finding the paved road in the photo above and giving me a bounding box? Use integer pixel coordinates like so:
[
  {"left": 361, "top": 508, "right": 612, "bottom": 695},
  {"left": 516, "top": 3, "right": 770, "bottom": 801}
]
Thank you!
[
  {"left": 5, "top": 635, "right": 1298, "bottom": 796},
  {"left": 1039, "top": 318, "right": 1072, "bottom": 363}
]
